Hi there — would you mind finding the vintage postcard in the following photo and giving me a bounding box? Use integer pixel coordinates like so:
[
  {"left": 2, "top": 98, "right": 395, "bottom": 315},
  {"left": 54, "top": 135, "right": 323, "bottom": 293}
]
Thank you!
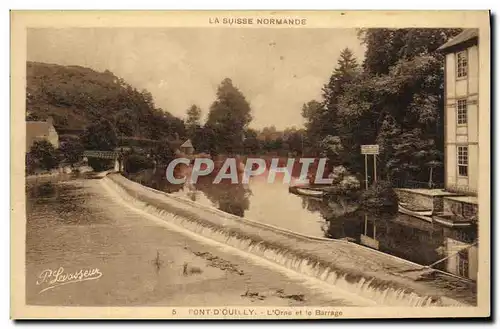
[{"left": 11, "top": 10, "right": 491, "bottom": 319}]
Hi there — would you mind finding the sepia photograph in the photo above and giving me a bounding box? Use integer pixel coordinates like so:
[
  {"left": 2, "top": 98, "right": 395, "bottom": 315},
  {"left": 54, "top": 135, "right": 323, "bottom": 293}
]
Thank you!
[{"left": 10, "top": 10, "right": 491, "bottom": 319}]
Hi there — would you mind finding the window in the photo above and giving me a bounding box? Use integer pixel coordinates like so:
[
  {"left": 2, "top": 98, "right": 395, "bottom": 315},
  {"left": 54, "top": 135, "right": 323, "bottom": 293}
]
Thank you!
[
  {"left": 457, "top": 249, "right": 469, "bottom": 278},
  {"left": 458, "top": 146, "right": 468, "bottom": 177},
  {"left": 457, "top": 99, "right": 468, "bottom": 125},
  {"left": 456, "top": 51, "right": 468, "bottom": 78}
]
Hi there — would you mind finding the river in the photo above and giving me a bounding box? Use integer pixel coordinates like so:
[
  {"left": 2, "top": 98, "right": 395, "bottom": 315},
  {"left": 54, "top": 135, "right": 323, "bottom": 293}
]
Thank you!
[{"left": 25, "top": 175, "right": 365, "bottom": 306}]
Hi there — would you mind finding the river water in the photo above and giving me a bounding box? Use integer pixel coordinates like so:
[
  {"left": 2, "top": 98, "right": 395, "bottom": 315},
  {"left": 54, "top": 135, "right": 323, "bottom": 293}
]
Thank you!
[
  {"left": 25, "top": 175, "right": 362, "bottom": 306},
  {"left": 130, "top": 168, "right": 478, "bottom": 281}
]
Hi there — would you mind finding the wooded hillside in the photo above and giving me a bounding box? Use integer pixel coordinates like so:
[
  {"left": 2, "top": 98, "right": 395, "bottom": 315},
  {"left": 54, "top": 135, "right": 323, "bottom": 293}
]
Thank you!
[{"left": 26, "top": 61, "right": 186, "bottom": 140}]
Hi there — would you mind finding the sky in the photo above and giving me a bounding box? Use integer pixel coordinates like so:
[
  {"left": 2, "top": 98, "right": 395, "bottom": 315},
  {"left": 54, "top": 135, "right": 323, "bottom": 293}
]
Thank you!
[{"left": 27, "top": 28, "right": 365, "bottom": 130}]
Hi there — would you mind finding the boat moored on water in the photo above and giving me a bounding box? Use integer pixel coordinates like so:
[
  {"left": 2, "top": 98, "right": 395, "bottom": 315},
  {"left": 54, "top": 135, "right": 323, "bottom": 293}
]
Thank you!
[
  {"left": 288, "top": 185, "right": 325, "bottom": 198},
  {"left": 397, "top": 202, "right": 433, "bottom": 222},
  {"left": 295, "top": 187, "right": 325, "bottom": 197},
  {"left": 432, "top": 213, "right": 473, "bottom": 228}
]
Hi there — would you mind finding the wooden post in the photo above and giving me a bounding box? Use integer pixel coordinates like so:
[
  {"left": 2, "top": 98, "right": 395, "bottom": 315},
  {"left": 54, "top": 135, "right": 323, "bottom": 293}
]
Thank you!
[
  {"left": 373, "top": 154, "right": 377, "bottom": 184},
  {"left": 365, "top": 154, "right": 368, "bottom": 190}
]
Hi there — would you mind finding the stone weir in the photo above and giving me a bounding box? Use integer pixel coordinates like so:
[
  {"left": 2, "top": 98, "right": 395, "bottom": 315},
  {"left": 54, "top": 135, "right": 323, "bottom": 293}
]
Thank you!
[{"left": 102, "top": 174, "right": 476, "bottom": 307}]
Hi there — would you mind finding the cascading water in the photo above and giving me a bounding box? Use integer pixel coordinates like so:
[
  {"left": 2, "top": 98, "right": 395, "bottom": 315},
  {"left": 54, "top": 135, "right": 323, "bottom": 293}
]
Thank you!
[{"left": 101, "top": 174, "right": 467, "bottom": 307}]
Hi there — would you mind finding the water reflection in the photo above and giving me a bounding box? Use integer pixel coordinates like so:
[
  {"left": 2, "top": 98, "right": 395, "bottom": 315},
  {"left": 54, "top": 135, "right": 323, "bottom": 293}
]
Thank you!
[
  {"left": 320, "top": 206, "right": 478, "bottom": 280},
  {"left": 129, "top": 168, "right": 478, "bottom": 280},
  {"left": 193, "top": 177, "right": 251, "bottom": 217},
  {"left": 129, "top": 169, "right": 251, "bottom": 217}
]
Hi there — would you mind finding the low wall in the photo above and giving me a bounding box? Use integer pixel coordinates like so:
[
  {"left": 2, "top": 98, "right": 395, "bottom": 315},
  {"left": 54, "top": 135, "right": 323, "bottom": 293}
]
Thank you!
[
  {"left": 442, "top": 198, "right": 478, "bottom": 223},
  {"left": 395, "top": 189, "right": 444, "bottom": 212},
  {"left": 102, "top": 174, "right": 475, "bottom": 306}
]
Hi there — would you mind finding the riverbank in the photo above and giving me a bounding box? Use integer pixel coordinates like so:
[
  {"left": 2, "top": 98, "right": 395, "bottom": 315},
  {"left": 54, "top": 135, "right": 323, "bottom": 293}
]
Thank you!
[
  {"left": 26, "top": 166, "right": 94, "bottom": 181},
  {"left": 103, "top": 174, "right": 477, "bottom": 306}
]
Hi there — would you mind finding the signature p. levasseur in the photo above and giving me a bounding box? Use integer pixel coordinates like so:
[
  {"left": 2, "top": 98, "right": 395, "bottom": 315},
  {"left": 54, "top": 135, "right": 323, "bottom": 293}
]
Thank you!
[{"left": 36, "top": 267, "right": 102, "bottom": 294}]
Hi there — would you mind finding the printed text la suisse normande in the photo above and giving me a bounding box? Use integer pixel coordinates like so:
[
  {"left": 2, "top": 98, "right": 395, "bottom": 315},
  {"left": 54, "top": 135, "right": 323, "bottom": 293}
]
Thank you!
[{"left": 209, "top": 17, "right": 307, "bottom": 26}]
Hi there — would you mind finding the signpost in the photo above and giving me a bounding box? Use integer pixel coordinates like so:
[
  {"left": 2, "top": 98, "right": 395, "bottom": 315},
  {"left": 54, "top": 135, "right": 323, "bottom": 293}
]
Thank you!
[
  {"left": 361, "top": 144, "right": 379, "bottom": 190},
  {"left": 359, "top": 147, "right": 380, "bottom": 245}
]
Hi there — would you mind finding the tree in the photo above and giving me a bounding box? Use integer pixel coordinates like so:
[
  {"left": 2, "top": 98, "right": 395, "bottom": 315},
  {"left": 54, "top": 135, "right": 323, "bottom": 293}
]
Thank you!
[
  {"left": 186, "top": 105, "right": 202, "bottom": 127},
  {"left": 243, "top": 129, "right": 261, "bottom": 155},
  {"left": 28, "top": 140, "right": 59, "bottom": 171},
  {"left": 302, "top": 48, "right": 360, "bottom": 153},
  {"left": 359, "top": 28, "right": 462, "bottom": 75},
  {"left": 114, "top": 108, "right": 137, "bottom": 137},
  {"left": 301, "top": 100, "right": 324, "bottom": 147},
  {"left": 153, "top": 138, "right": 175, "bottom": 164},
  {"left": 322, "top": 48, "right": 359, "bottom": 118},
  {"left": 319, "top": 135, "right": 343, "bottom": 166},
  {"left": 192, "top": 125, "right": 217, "bottom": 155},
  {"left": 185, "top": 104, "right": 202, "bottom": 140},
  {"left": 80, "top": 118, "right": 118, "bottom": 151},
  {"left": 125, "top": 153, "right": 154, "bottom": 174},
  {"left": 325, "top": 28, "right": 462, "bottom": 184},
  {"left": 206, "top": 78, "right": 252, "bottom": 154},
  {"left": 26, "top": 62, "right": 187, "bottom": 143},
  {"left": 284, "top": 128, "right": 306, "bottom": 156}
]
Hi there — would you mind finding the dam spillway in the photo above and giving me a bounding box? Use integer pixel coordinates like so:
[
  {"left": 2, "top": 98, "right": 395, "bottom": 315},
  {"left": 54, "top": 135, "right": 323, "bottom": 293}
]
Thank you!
[{"left": 102, "top": 174, "right": 475, "bottom": 307}]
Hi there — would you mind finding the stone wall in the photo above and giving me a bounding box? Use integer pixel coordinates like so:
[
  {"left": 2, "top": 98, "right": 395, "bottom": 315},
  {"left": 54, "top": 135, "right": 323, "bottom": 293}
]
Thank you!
[{"left": 395, "top": 189, "right": 435, "bottom": 211}]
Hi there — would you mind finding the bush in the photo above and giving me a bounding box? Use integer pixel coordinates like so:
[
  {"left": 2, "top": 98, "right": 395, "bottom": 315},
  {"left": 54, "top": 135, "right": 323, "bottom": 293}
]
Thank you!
[
  {"left": 28, "top": 140, "right": 60, "bottom": 171},
  {"left": 359, "top": 180, "right": 398, "bottom": 214},
  {"left": 59, "top": 136, "right": 84, "bottom": 164},
  {"left": 87, "top": 158, "right": 113, "bottom": 172},
  {"left": 125, "top": 154, "right": 154, "bottom": 174},
  {"left": 339, "top": 175, "right": 361, "bottom": 191},
  {"left": 326, "top": 165, "right": 361, "bottom": 195}
]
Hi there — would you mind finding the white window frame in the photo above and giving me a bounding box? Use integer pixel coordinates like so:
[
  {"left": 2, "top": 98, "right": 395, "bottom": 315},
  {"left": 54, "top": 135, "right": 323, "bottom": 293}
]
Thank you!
[
  {"left": 456, "top": 99, "right": 468, "bottom": 125},
  {"left": 457, "top": 146, "right": 469, "bottom": 177},
  {"left": 456, "top": 50, "right": 468, "bottom": 79}
]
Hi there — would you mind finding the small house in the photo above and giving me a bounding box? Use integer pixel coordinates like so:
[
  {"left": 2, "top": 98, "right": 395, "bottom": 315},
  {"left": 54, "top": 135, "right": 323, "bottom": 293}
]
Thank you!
[
  {"left": 26, "top": 117, "right": 59, "bottom": 151},
  {"left": 179, "top": 139, "right": 195, "bottom": 155}
]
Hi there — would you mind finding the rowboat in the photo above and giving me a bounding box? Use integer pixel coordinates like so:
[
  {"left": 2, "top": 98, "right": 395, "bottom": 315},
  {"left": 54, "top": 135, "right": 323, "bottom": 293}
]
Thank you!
[
  {"left": 432, "top": 213, "right": 472, "bottom": 228},
  {"left": 294, "top": 187, "right": 325, "bottom": 197},
  {"left": 288, "top": 185, "right": 325, "bottom": 197}
]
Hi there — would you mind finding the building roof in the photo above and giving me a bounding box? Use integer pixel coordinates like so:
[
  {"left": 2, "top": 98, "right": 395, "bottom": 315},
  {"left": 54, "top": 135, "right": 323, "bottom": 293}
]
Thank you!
[
  {"left": 180, "top": 139, "right": 194, "bottom": 148},
  {"left": 26, "top": 121, "right": 52, "bottom": 136},
  {"left": 26, "top": 121, "right": 55, "bottom": 150},
  {"left": 437, "top": 29, "right": 479, "bottom": 52}
]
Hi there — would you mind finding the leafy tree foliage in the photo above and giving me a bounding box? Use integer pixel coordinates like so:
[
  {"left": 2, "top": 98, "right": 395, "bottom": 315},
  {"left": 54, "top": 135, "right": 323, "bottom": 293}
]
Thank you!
[
  {"left": 301, "top": 100, "right": 325, "bottom": 147},
  {"left": 125, "top": 153, "right": 155, "bottom": 174},
  {"left": 153, "top": 138, "right": 176, "bottom": 164},
  {"left": 359, "top": 180, "right": 399, "bottom": 214},
  {"left": 59, "top": 136, "right": 84, "bottom": 164},
  {"left": 243, "top": 129, "right": 261, "bottom": 155},
  {"left": 186, "top": 105, "right": 202, "bottom": 124},
  {"left": 80, "top": 118, "right": 118, "bottom": 151},
  {"left": 206, "top": 78, "right": 252, "bottom": 155},
  {"left": 319, "top": 135, "right": 343, "bottom": 166},
  {"left": 26, "top": 62, "right": 186, "bottom": 141},
  {"left": 28, "top": 140, "right": 60, "bottom": 171},
  {"left": 304, "top": 29, "right": 462, "bottom": 185},
  {"left": 192, "top": 125, "right": 217, "bottom": 155}
]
